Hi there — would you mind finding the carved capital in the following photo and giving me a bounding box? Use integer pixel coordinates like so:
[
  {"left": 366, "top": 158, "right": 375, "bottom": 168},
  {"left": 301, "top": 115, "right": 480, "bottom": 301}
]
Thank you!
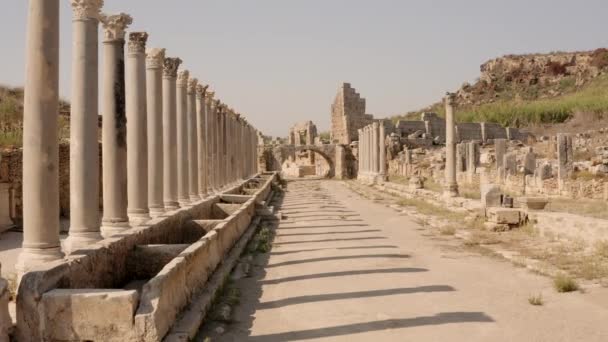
[
  {"left": 71, "top": 0, "right": 103, "bottom": 21},
  {"left": 163, "top": 57, "right": 182, "bottom": 78},
  {"left": 205, "top": 91, "right": 215, "bottom": 101},
  {"left": 100, "top": 13, "right": 132, "bottom": 41},
  {"left": 177, "top": 70, "right": 190, "bottom": 87},
  {"left": 445, "top": 92, "right": 457, "bottom": 106},
  {"left": 196, "top": 84, "right": 207, "bottom": 99},
  {"left": 146, "top": 48, "right": 166, "bottom": 69},
  {"left": 128, "top": 32, "right": 148, "bottom": 54},
  {"left": 187, "top": 78, "right": 198, "bottom": 94}
]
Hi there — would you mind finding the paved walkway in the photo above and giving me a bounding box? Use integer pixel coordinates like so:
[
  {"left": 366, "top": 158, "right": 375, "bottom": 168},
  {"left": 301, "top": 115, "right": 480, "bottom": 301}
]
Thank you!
[{"left": 208, "top": 180, "right": 608, "bottom": 341}]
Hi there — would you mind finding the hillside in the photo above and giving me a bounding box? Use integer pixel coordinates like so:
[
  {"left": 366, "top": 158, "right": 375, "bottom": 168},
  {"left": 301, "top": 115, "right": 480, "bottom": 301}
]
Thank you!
[
  {"left": 0, "top": 85, "right": 70, "bottom": 148},
  {"left": 392, "top": 49, "right": 608, "bottom": 130}
]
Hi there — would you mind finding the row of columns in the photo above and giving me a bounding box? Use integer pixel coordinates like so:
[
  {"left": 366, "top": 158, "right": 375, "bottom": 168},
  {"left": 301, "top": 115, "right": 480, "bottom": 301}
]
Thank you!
[
  {"left": 17, "top": 0, "right": 259, "bottom": 275},
  {"left": 357, "top": 121, "right": 387, "bottom": 181}
]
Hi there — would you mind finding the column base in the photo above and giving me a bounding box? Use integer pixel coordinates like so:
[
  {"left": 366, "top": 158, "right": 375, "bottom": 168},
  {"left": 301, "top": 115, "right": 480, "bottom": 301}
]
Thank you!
[
  {"left": 199, "top": 192, "right": 209, "bottom": 199},
  {"left": 164, "top": 201, "right": 180, "bottom": 211},
  {"left": 149, "top": 206, "right": 166, "bottom": 218},
  {"left": 189, "top": 194, "right": 201, "bottom": 203},
  {"left": 64, "top": 231, "right": 103, "bottom": 254},
  {"left": 178, "top": 198, "right": 192, "bottom": 207},
  {"left": 100, "top": 219, "right": 130, "bottom": 238},
  {"left": 128, "top": 210, "right": 152, "bottom": 227},
  {"left": 443, "top": 183, "right": 459, "bottom": 198},
  {"left": 16, "top": 246, "right": 64, "bottom": 278}
]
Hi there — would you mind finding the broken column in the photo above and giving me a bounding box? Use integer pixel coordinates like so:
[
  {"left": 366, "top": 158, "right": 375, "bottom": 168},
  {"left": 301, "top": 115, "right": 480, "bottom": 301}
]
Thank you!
[
  {"left": 66, "top": 0, "right": 103, "bottom": 252},
  {"left": 17, "top": 0, "right": 64, "bottom": 274},
  {"left": 176, "top": 70, "right": 190, "bottom": 206},
  {"left": 466, "top": 141, "right": 479, "bottom": 182},
  {"left": 100, "top": 13, "right": 132, "bottom": 237},
  {"left": 524, "top": 147, "right": 536, "bottom": 176},
  {"left": 187, "top": 77, "right": 200, "bottom": 202},
  {"left": 444, "top": 93, "right": 459, "bottom": 197},
  {"left": 456, "top": 143, "right": 466, "bottom": 172},
  {"left": 495, "top": 138, "right": 507, "bottom": 183},
  {"left": 196, "top": 84, "right": 208, "bottom": 198},
  {"left": 146, "top": 47, "right": 166, "bottom": 217},
  {"left": 557, "top": 133, "right": 574, "bottom": 180},
  {"left": 126, "top": 32, "right": 151, "bottom": 225},
  {"left": 162, "top": 57, "right": 182, "bottom": 210}
]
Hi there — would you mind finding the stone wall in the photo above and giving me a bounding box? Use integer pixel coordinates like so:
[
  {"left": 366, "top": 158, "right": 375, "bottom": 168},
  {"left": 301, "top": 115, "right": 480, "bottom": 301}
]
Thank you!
[{"left": 330, "top": 83, "right": 374, "bottom": 144}]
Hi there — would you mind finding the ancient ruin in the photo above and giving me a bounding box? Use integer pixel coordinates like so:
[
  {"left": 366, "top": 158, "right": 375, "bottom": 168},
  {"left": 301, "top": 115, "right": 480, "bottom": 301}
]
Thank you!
[{"left": 4, "top": 1, "right": 608, "bottom": 341}]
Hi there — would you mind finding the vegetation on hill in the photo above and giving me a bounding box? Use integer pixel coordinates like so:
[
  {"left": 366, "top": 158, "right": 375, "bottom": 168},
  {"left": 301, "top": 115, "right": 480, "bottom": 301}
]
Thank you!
[
  {"left": 0, "top": 85, "right": 70, "bottom": 148},
  {"left": 392, "top": 49, "right": 608, "bottom": 128}
]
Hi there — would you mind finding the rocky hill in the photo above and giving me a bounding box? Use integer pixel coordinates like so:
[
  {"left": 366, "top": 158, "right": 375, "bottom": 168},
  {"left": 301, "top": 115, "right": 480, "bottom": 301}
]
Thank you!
[{"left": 393, "top": 49, "right": 608, "bottom": 129}]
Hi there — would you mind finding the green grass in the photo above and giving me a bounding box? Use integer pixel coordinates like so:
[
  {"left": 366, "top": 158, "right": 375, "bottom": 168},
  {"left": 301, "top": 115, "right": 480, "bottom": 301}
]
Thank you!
[{"left": 391, "top": 74, "right": 608, "bottom": 128}]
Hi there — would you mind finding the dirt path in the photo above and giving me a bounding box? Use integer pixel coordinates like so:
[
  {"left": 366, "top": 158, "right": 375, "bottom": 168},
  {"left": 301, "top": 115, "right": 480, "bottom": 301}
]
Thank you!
[{"left": 201, "top": 179, "right": 608, "bottom": 341}]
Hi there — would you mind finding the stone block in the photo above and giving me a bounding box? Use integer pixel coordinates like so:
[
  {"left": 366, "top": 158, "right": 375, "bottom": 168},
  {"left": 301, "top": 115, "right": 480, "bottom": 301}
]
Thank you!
[
  {"left": 127, "top": 244, "right": 190, "bottom": 279},
  {"left": 518, "top": 197, "right": 549, "bottom": 211},
  {"left": 481, "top": 184, "right": 502, "bottom": 208},
  {"left": 486, "top": 207, "right": 522, "bottom": 225},
  {"left": 41, "top": 289, "right": 139, "bottom": 342}
]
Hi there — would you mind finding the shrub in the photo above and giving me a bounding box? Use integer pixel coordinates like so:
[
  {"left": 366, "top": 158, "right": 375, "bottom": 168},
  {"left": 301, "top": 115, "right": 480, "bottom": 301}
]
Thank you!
[{"left": 553, "top": 274, "right": 579, "bottom": 292}]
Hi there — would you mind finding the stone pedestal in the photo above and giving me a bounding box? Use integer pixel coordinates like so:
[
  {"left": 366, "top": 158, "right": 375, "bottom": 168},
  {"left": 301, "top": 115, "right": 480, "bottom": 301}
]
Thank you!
[
  {"left": 100, "top": 13, "right": 132, "bottom": 237},
  {"left": 126, "top": 32, "right": 151, "bottom": 225},
  {"left": 177, "top": 70, "right": 190, "bottom": 206},
  {"left": 146, "top": 48, "right": 166, "bottom": 217},
  {"left": 162, "top": 57, "right": 182, "bottom": 210},
  {"left": 65, "top": 0, "right": 103, "bottom": 253},
  {"left": 17, "top": 0, "right": 64, "bottom": 276}
]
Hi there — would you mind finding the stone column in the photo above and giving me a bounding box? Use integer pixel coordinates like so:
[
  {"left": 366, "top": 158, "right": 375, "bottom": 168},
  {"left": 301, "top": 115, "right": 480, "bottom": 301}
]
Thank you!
[
  {"left": 176, "top": 70, "right": 190, "bottom": 205},
  {"left": 357, "top": 129, "right": 363, "bottom": 177},
  {"left": 162, "top": 57, "right": 182, "bottom": 209},
  {"left": 557, "top": 133, "right": 574, "bottom": 181},
  {"left": 379, "top": 121, "right": 387, "bottom": 178},
  {"left": 126, "top": 32, "right": 151, "bottom": 225},
  {"left": 444, "top": 93, "right": 459, "bottom": 197},
  {"left": 371, "top": 122, "right": 379, "bottom": 175},
  {"left": 187, "top": 78, "right": 200, "bottom": 202},
  {"left": 196, "top": 84, "right": 208, "bottom": 198},
  {"left": 205, "top": 92, "right": 216, "bottom": 192},
  {"left": 99, "top": 13, "right": 132, "bottom": 237},
  {"left": 146, "top": 48, "right": 165, "bottom": 217},
  {"left": 66, "top": 0, "right": 103, "bottom": 253},
  {"left": 216, "top": 103, "right": 225, "bottom": 189},
  {"left": 17, "top": 0, "right": 64, "bottom": 274}
]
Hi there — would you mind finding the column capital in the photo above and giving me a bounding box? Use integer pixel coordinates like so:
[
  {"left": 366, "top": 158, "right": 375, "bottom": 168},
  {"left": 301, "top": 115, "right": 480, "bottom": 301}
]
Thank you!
[
  {"left": 445, "top": 92, "right": 457, "bottom": 106},
  {"left": 100, "top": 13, "right": 132, "bottom": 41},
  {"left": 128, "top": 32, "right": 148, "bottom": 54},
  {"left": 163, "top": 57, "right": 182, "bottom": 78},
  {"left": 196, "top": 84, "right": 208, "bottom": 99},
  {"left": 71, "top": 0, "right": 103, "bottom": 21},
  {"left": 146, "top": 48, "right": 166, "bottom": 69},
  {"left": 177, "top": 70, "right": 189, "bottom": 87},
  {"left": 206, "top": 91, "right": 215, "bottom": 101},
  {"left": 187, "top": 78, "right": 198, "bottom": 94}
]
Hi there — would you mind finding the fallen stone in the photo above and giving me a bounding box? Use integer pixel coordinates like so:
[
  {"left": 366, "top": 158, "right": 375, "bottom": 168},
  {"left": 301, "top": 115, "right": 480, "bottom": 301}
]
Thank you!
[{"left": 486, "top": 207, "right": 522, "bottom": 225}]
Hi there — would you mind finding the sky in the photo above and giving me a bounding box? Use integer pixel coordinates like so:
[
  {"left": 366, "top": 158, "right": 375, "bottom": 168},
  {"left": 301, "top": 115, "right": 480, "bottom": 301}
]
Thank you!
[{"left": 1, "top": 0, "right": 607, "bottom": 137}]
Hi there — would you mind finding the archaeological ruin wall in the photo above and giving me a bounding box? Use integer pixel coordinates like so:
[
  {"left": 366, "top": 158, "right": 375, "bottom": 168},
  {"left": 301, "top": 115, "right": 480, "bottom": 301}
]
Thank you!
[{"left": 330, "top": 83, "right": 374, "bottom": 144}]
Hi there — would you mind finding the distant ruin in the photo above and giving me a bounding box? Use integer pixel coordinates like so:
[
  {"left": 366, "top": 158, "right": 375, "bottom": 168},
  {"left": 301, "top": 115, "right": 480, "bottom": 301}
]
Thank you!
[{"left": 330, "top": 83, "right": 374, "bottom": 144}]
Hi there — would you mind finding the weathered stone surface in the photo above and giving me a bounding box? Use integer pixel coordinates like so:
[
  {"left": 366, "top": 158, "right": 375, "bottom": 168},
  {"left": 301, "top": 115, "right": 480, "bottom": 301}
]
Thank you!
[
  {"left": 486, "top": 207, "right": 522, "bottom": 225},
  {"left": 41, "top": 289, "right": 139, "bottom": 342},
  {"left": 481, "top": 184, "right": 502, "bottom": 208},
  {"left": 518, "top": 197, "right": 549, "bottom": 211},
  {"left": 127, "top": 244, "right": 190, "bottom": 279}
]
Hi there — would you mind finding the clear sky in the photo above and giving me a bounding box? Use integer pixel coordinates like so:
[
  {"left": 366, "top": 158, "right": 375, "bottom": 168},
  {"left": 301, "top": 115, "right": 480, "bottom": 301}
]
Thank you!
[{"left": 1, "top": 0, "right": 607, "bottom": 137}]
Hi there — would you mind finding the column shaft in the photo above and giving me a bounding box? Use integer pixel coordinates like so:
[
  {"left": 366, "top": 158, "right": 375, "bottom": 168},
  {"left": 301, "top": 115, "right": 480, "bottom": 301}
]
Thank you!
[
  {"left": 176, "top": 71, "right": 190, "bottom": 205},
  {"left": 126, "top": 32, "right": 151, "bottom": 224},
  {"left": 146, "top": 48, "right": 165, "bottom": 216},
  {"left": 100, "top": 13, "right": 131, "bottom": 237},
  {"left": 187, "top": 78, "right": 199, "bottom": 201},
  {"left": 66, "top": 1, "right": 102, "bottom": 252},
  {"left": 18, "top": 0, "right": 63, "bottom": 274},
  {"left": 162, "top": 57, "right": 181, "bottom": 209},
  {"left": 196, "top": 86, "right": 208, "bottom": 197},
  {"left": 444, "top": 93, "right": 459, "bottom": 196},
  {"left": 379, "top": 121, "right": 387, "bottom": 177}
]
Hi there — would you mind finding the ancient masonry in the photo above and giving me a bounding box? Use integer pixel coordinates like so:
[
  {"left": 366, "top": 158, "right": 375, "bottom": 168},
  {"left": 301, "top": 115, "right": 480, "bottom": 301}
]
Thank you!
[
  {"left": 7, "top": 1, "right": 267, "bottom": 341},
  {"left": 330, "top": 83, "right": 374, "bottom": 144}
]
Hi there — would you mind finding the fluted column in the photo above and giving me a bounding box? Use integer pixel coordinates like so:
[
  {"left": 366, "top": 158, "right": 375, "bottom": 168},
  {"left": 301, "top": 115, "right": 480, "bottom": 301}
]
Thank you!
[
  {"left": 162, "top": 57, "right": 181, "bottom": 210},
  {"left": 17, "top": 0, "right": 63, "bottom": 275},
  {"left": 196, "top": 84, "right": 208, "bottom": 198},
  {"left": 126, "top": 32, "right": 151, "bottom": 225},
  {"left": 444, "top": 92, "right": 459, "bottom": 197},
  {"left": 216, "top": 103, "right": 224, "bottom": 189},
  {"left": 187, "top": 78, "right": 199, "bottom": 202},
  {"left": 379, "top": 121, "right": 387, "bottom": 178},
  {"left": 176, "top": 70, "right": 190, "bottom": 205},
  {"left": 236, "top": 115, "right": 242, "bottom": 180},
  {"left": 66, "top": 0, "right": 103, "bottom": 252},
  {"left": 146, "top": 48, "right": 165, "bottom": 217},
  {"left": 99, "top": 13, "right": 131, "bottom": 237}
]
